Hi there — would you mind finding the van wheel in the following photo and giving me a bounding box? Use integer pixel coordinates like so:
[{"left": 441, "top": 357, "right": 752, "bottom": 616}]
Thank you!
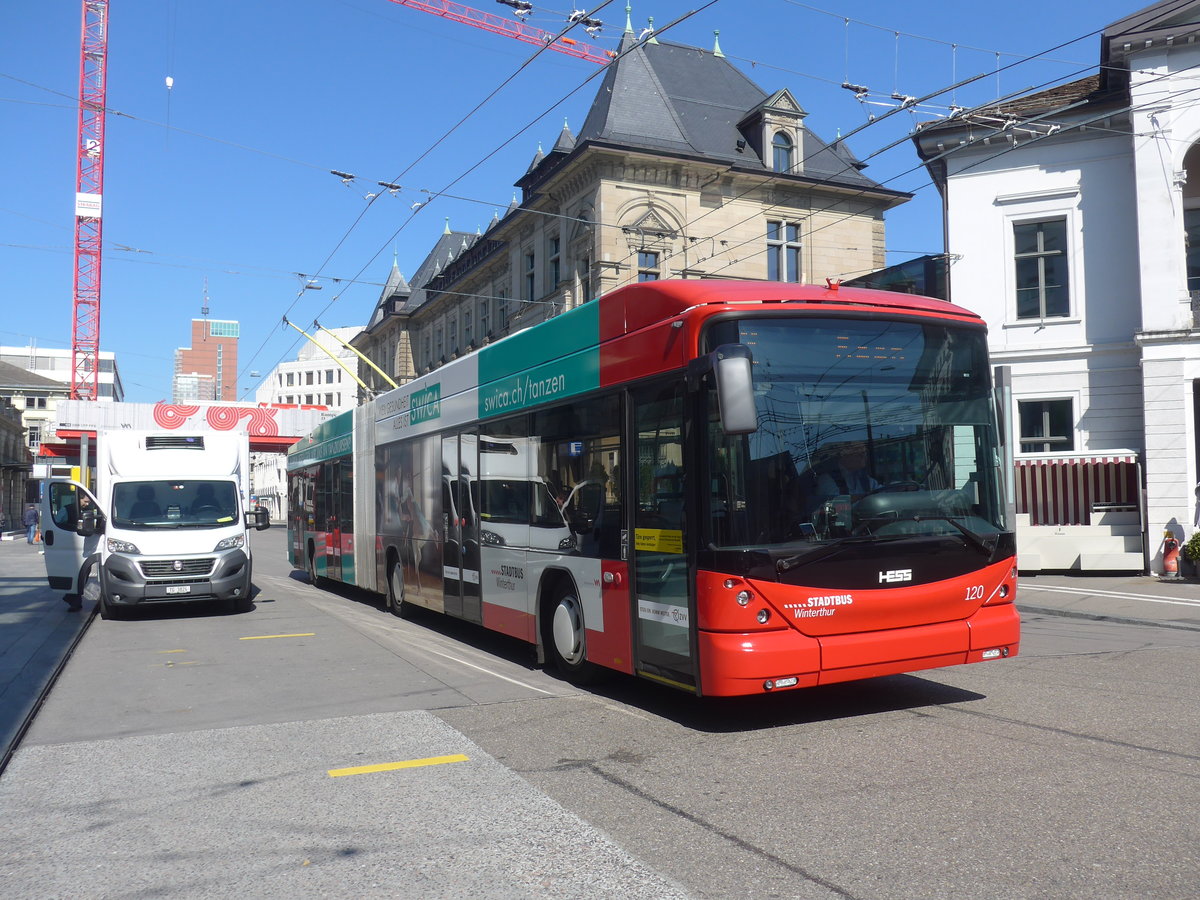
[
  {"left": 98, "top": 593, "right": 121, "bottom": 621},
  {"left": 387, "top": 556, "right": 412, "bottom": 618},
  {"left": 542, "top": 581, "right": 604, "bottom": 684}
]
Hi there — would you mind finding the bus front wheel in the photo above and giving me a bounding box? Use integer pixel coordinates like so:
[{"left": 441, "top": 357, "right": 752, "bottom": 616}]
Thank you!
[{"left": 543, "top": 582, "right": 604, "bottom": 684}]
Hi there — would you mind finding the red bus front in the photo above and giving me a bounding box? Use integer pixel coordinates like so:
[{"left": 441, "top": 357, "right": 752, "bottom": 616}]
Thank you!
[{"left": 628, "top": 300, "right": 1020, "bottom": 696}]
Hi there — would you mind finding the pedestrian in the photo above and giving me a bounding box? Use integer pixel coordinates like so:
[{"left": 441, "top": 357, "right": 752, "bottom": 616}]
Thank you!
[{"left": 23, "top": 503, "right": 39, "bottom": 544}]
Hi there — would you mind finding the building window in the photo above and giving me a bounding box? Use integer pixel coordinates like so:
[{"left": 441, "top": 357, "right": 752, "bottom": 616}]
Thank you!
[
  {"left": 1015, "top": 219, "right": 1069, "bottom": 319},
  {"left": 463, "top": 309, "right": 473, "bottom": 346},
  {"left": 772, "top": 131, "right": 793, "bottom": 172},
  {"left": 637, "top": 250, "right": 660, "bottom": 282},
  {"left": 27, "top": 425, "right": 41, "bottom": 449},
  {"left": 286, "top": 372, "right": 294, "bottom": 386},
  {"left": 767, "top": 220, "right": 802, "bottom": 282},
  {"left": 525, "top": 251, "right": 536, "bottom": 302},
  {"left": 325, "top": 393, "right": 334, "bottom": 406},
  {"left": 496, "top": 290, "right": 508, "bottom": 327},
  {"left": 435, "top": 325, "right": 444, "bottom": 361},
  {"left": 548, "top": 237, "right": 561, "bottom": 286},
  {"left": 1019, "top": 399, "right": 1074, "bottom": 453},
  {"left": 448, "top": 315, "right": 457, "bottom": 354},
  {"left": 325, "top": 369, "right": 334, "bottom": 384},
  {"left": 423, "top": 333, "right": 432, "bottom": 366},
  {"left": 479, "top": 298, "right": 490, "bottom": 336},
  {"left": 305, "top": 371, "right": 314, "bottom": 386}
]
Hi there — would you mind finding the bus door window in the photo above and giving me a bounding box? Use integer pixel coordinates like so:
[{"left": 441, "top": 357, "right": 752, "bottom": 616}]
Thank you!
[
  {"left": 532, "top": 395, "right": 622, "bottom": 560},
  {"left": 632, "top": 380, "right": 695, "bottom": 688}
]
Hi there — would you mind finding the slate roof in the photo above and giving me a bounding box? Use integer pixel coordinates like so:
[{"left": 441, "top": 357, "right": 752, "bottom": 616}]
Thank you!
[
  {"left": 0, "top": 359, "right": 66, "bottom": 391},
  {"left": 573, "top": 31, "right": 883, "bottom": 190},
  {"left": 1102, "top": 0, "right": 1200, "bottom": 89},
  {"left": 364, "top": 230, "right": 481, "bottom": 329}
]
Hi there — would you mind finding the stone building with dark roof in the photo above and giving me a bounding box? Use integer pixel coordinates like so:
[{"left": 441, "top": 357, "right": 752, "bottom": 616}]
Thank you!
[{"left": 356, "top": 18, "right": 908, "bottom": 383}]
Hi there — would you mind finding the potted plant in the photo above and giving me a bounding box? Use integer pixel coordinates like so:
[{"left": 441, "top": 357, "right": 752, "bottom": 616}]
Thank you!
[{"left": 1182, "top": 532, "right": 1200, "bottom": 579}]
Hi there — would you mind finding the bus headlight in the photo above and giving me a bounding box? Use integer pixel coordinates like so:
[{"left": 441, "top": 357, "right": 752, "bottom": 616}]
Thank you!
[
  {"left": 107, "top": 537, "right": 141, "bottom": 554},
  {"left": 481, "top": 529, "right": 505, "bottom": 547},
  {"left": 213, "top": 534, "right": 245, "bottom": 552}
]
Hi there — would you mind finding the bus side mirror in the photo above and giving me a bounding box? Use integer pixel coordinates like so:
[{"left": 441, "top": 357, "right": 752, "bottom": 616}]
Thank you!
[
  {"left": 253, "top": 505, "right": 271, "bottom": 531},
  {"left": 713, "top": 344, "right": 757, "bottom": 435}
]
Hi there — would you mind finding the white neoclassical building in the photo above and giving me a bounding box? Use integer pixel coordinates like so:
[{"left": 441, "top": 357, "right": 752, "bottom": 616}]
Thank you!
[{"left": 914, "top": 0, "right": 1200, "bottom": 573}]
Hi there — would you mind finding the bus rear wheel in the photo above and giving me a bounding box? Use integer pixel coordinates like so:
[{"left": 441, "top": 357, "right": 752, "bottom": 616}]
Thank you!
[
  {"left": 387, "top": 556, "right": 412, "bottom": 619},
  {"left": 307, "top": 543, "right": 321, "bottom": 586},
  {"left": 543, "top": 582, "right": 604, "bottom": 684}
]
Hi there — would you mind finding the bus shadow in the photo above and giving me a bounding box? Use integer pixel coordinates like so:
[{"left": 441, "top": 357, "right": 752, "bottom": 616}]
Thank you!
[
  {"left": 295, "top": 575, "right": 545, "bottom": 668},
  {"left": 584, "top": 673, "right": 986, "bottom": 732},
  {"left": 285, "top": 572, "right": 986, "bottom": 731}
]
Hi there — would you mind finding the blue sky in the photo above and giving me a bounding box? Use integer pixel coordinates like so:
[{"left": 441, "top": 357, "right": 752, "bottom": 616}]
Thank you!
[{"left": 1, "top": 0, "right": 1137, "bottom": 403}]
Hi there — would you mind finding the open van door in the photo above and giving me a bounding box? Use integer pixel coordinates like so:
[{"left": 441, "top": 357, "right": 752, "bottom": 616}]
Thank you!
[{"left": 41, "top": 481, "right": 103, "bottom": 601}]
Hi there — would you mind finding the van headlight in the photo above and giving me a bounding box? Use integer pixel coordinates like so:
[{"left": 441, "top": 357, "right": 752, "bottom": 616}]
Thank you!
[
  {"left": 213, "top": 533, "right": 245, "bottom": 552},
  {"left": 107, "top": 537, "right": 141, "bottom": 554}
]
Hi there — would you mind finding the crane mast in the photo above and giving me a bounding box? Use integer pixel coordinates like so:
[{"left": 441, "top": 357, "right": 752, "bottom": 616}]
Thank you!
[{"left": 71, "top": 0, "right": 109, "bottom": 401}]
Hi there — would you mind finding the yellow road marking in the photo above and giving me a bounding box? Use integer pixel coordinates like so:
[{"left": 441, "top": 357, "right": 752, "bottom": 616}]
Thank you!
[
  {"left": 158, "top": 649, "right": 188, "bottom": 654},
  {"left": 239, "top": 633, "right": 316, "bottom": 641},
  {"left": 328, "top": 754, "right": 469, "bottom": 777}
]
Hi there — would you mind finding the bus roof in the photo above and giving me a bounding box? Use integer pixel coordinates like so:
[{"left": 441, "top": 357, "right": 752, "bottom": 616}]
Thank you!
[{"left": 597, "top": 279, "right": 978, "bottom": 340}]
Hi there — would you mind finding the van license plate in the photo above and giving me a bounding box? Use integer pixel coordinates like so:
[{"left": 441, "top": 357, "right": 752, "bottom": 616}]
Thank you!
[{"left": 165, "top": 585, "right": 191, "bottom": 595}]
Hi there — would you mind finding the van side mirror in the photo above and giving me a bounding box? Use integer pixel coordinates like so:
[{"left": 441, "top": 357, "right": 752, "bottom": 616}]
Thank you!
[
  {"left": 77, "top": 507, "right": 104, "bottom": 538},
  {"left": 253, "top": 505, "right": 271, "bottom": 531},
  {"left": 712, "top": 344, "right": 757, "bottom": 435}
]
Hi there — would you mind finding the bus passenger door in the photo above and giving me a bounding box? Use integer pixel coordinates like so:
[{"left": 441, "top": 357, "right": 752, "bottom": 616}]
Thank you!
[
  {"left": 458, "top": 431, "right": 482, "bottom": 624},
  {"left": 442, "top": 435, "right": 464, "bottom": 618},
  {"left": 325, "top": 460, "right": 345, "bottom": 583},
  {"left": 631, "top": 381, "right": 696, "bottom": 690}
]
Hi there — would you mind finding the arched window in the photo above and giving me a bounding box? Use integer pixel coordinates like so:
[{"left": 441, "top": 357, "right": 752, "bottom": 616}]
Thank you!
[{"left": 772, "top": 131, "right": 793, "bottom": 172}]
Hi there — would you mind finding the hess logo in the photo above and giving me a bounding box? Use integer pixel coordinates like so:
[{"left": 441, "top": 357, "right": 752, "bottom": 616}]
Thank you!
[{"left": 879, "top": 568, "right": 913, "bottom": 583}]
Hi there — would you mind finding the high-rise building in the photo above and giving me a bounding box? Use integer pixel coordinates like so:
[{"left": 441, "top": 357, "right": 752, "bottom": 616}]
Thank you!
[{"left": 174, "top": 319, "right": 239, "bottom": 402}]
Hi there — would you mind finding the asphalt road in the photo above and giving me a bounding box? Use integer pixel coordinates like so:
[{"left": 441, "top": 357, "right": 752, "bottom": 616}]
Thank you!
[{"left": 2, "top": 528, "right": 1198, "bottom": 898}]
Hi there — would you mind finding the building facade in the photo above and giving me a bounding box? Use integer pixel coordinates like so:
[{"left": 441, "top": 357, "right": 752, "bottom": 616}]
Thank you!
[
  {"left": 174, "top": 319, "right": 239, "bottom": 402},
  {"left": 914, "top": 0, "right": 1200, "bottom": 573},
  {"left": 355, "top": 26, "right": 908, "bottom": 386},
  {"left": 0, "top": 349, "right": 122, "bottom": 455},
  {"left": 251, "top": 325, "right": 363, "bottom": 519}
]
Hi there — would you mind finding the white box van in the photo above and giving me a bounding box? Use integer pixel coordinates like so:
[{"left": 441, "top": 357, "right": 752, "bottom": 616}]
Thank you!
[{"left": 41, "top": 431, "right": 269, "bottom": 618}]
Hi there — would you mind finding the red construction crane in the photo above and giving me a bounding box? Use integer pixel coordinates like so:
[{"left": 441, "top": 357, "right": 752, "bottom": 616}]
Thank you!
[
  {"left": 385, "top": 1, "right": 614, "bottom": 65},
  {"left": 70, "top": 0, "right": 109, "bottom": 401}
]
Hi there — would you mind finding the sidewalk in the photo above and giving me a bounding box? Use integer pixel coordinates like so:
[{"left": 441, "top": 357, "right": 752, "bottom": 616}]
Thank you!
[
  {"left": 1017, "top": 571, "right": 1200, "bottom": 632},
  {"left": 0, "top": 537, "right": 92, "bottom": 772}
]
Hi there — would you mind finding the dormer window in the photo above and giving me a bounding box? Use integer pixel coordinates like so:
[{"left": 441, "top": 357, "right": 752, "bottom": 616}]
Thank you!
[{"left": 772, "top": 131, "right": 793, "bottom": 173}]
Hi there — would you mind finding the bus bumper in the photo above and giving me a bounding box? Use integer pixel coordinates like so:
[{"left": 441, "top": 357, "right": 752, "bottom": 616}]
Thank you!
[{"left": 697, "top": 602, "right": 1021, "bottom": 697}]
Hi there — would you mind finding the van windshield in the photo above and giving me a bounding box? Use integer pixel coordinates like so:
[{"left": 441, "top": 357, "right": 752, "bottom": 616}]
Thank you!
[{"left": 112, "top": 480, "right": 240, "bottom": 529}]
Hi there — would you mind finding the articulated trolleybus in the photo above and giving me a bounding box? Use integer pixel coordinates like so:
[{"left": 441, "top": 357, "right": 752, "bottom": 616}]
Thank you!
[{"left": 288, "top": 280, "right": 1019, "bottom": 696}]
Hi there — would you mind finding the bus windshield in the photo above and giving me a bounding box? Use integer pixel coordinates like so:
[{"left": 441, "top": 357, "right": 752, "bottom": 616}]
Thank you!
[{"left": 703, "top": 316, "right": 1006, "bottom": 566}]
